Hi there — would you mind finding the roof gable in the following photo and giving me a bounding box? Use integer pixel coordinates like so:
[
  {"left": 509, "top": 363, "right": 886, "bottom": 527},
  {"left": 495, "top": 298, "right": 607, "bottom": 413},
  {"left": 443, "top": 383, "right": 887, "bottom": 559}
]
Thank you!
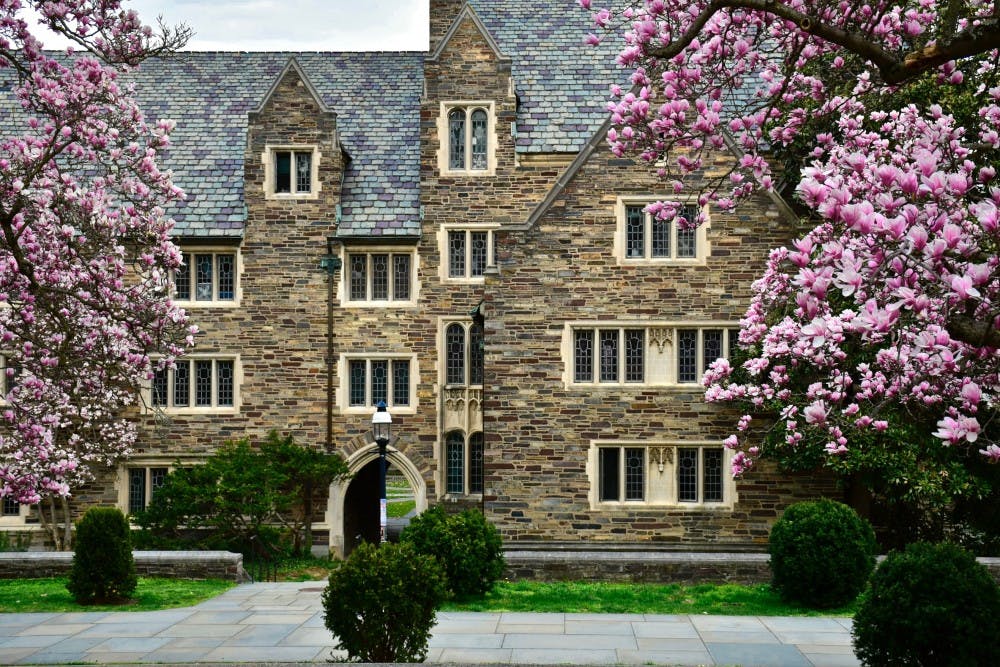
[
  {"left": 252, "top": 57, "right": 332, "bottom": 116},
  {"left": 428, "top": 4, "right": 510, "bottom": 64}
]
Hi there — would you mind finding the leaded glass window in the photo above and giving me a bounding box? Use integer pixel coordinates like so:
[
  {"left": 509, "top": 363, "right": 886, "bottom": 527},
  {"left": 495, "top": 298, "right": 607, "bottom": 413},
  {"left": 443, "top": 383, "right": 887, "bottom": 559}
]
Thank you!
[
  {"left": 217, "top": 360, "right": 234, "bottom": 407},
  {"left": 217, "top": 254, "right": 235, "bottom": 300},
  {"left": 347, "top": 358, "right": 411, "bottom": 408},
  {"left": 347, "top": 253, "right": 413, "bottom": 302},
  {"left": 470, "top": 323, "right": 484, "bottom": 385},
  {"left": 625, "top": 329, "right": 644, "bottom": 382},
  {"left": 626, "top": 205, "right": 644, "bottom": 258},
  {"left": 446, "top": 323, "right": 465, "bottom": 385},
  {"left": 2, "top": 496, "right": 20, "bottom": 516},
  {"left": 469, "top": 433, "right": 484, "bottom": 493},
  {"left": 371, "top": 254, "right": 389, "bottom": 301},
  {"left": 621, "top": 201, "right": 701, "bottom": 261},
  {"left": 446, "top": 106, "right": 490, "bottom": 172},
  {"left": 173, "top": 361, "right": 189, "bottom": 407},
  {"left": 392, "top": 360, "right": 410, "bottom": 406},
  {"left": 195, "top": 360, "right": 213, "bottom": 407},
  {"left": 448, "top": 231, "right": 466, "bottom": 278},
  {"left": 393, "top": 255, "right": 411, "bottom": 301},
  {"left": 703, "top": 448, "right": 724, "bottom": 502},
  {"left": 273, "top": 149, "right": 313, "bottom": 194},
  {"left": 448, "top": 109, "right": 465, "bottom": 170},
  {"left": 471, "top": 109, "right": 488, "bottom": 169},
  {"left": 350, "top": 254, "right": 367, "bottom": 300},
  {"left": 624, "top": 447, "right": 645, "bottom": 501},
  {"left": 155, "top": 359, "right": 236, "bottom": 410},
  {"left": 652, "top": 217, "right": 670, "bottom": 257},
  {"left": 446, "top": 431, "right": 464, "bottom": 494},
  {"left": 677, "top": 330, "right": 698, "bottom": 383},
  {"left": 574, "top": 330, "right": 594, "bottom": 382},
  {"left": 175, "top": 252, "right": 236, "bottom": 302},
  {"left": 128, "top": 468, "right": 146, "bottom": 515},
  {"left": 175, "top": 253, "right": 191, "bottom": 300},
  {"left": 678, "top": 448, "right": 698, "bottom": 502},
  {"left": 471, "top": 231, "right": 488, "bottom": 276},
  {"left": 349, "top": 360, "right": 366, "bottom": 406},
  {"left": 152, "top": 367, "right": 168, "bottom": 407},
  {"left": 295, "top": 152, "right": 312, "bottom": 193},
  {"left": 446, "top": 229, "right": 495, "bottom": 279},
  {"left": 599, "top": 330, "right": 619, "bottom": 382},
  {"left": 371, "top": 360, "right": 388, "bottom": 406},
  {"left": 703, "top": 329, "right": 723, "bottom": 373}
]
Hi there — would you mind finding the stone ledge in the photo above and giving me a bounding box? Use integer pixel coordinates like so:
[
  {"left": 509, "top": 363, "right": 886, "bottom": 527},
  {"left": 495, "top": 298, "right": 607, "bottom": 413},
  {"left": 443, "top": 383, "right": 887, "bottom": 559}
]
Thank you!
[{"left": 0, "top": 550, "right": 247, "bottom": 582}]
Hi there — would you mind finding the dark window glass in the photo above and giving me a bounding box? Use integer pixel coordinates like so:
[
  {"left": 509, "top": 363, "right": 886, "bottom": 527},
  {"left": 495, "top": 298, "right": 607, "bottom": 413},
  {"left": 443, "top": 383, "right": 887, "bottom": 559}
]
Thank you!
[
  {"left": 349, "top": 255, "right": 367, "bottom": 301},
  {"left": 703, "top": 448, "right": 724, "bottom": 502},
  {"left": 471, "top": 231, "right": 488, "bottom": 276},
  {"left": 349, "top": 360, "right": 366, "bottom": 406},
  {"left": 599, "top": 448, "right": 620, "bottom": 502},
  {"left": 626, "top": 205, "right": 644, "bottom": 258},
  {"left": 393, "top": 255, "right": 411, "bottom": 300},
  {"left": 446, "top": 432, "right": 464, "bottom": 494},
  {"left": 151, "top": 367, "right": 168, "bottom": 407},
  {"left": 128, "top": 468, "right": 146, "bottom": 514},
  {"left": 471, "top": 109, "right": 488, "bottom": 169},
  {"left": 173, "top": 361, "right": 190, "bottom": 407},
  {"left": 469, "top": 433, "right": 484, "bottom": 493},
  {"left": 470, "top": 323, "right": 484, "bottom": 385},
  {"left": 275, "top": 151, "right": 291, "bottom": 193},
  {"left": 703, "top": 329, "right": 723, "bottom": 372},
  {"left": 652, "top": 217, "right": 670, "bottom": 257},
  {"left": 599, "top": 330, "right": 619, "bottom": 382},
  {"left": 217, "top": 254, "right": 235, "bottom": 300},
  {"left": 728, "top": 328, "right": 739, "bottom": 360},
  {"left": 678, "top": 448, "right": 698, "bottom": 502},
  {"left": 448, "top": 231, "right": 466, "bottom": 278},
  {"left": 677, "top": 205, "right": 699, "bottom": 258},
  {"left": 175, "top": 253, "right": 191, "bottom": 300},
  {"left": 150, "top": 468, "right": 168, "bottom": 497},
  {"left": 448, "top": 109, "right": 465, "bottom": 170},
  {"left": 2, "top": 496, "right": 19, "bottom": 516},
  {"left": 574, "top": 330, "right": 594, "bottom": 382},
  {"left": 392, "top": 360, "right": 410, "bottom": 406},
  {"left": 371, "top": 360, "right": 388, "bottom": 406},
  {"left": 371, "top": 255, "right": 389, "bottom": 300},
  {"left": 624, "top": 447, "right": 645, "bottom": 500},
  {"left": 677, "top": 330, "right": 698, "bottom": 383},
  {"left": 216, "top": 360, "right": 234, "bottom": 407},
  {"left": 295, "top": 152, "right": 311, "bottom": 193},
  {"left": 195, "top": 360, "right": 213, "bottom": 407},
  {"left": 446, "top": 324, "right": 465, "bottom": 385},
  {"left": 625, "top": 329, "right": 644, "bottom": 382},
  {"left": 195, "top": 254, "right": 213, "bottom": 301}
]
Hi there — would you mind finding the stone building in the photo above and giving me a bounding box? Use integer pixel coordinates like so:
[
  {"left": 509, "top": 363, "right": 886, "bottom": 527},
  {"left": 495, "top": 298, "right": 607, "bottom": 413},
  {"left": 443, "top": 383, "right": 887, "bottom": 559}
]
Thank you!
[{"left": 1, "top": 0, "right": 834, "bottom": 553}]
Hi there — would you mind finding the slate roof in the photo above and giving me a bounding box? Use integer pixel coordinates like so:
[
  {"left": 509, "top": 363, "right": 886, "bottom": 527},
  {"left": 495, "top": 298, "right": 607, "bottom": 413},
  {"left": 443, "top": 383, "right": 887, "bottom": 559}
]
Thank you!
[{"left": 0, "top": 1, "right": 626, "bottom": 239}]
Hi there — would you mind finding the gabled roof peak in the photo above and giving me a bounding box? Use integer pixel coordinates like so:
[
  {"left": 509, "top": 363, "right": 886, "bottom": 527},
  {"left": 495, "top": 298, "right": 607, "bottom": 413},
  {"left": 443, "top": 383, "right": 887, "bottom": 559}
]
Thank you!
[
  {"left": 428, "top": 3, "right": 510, "bottom": 63},
  {"left": 251, "top": 57, "right": 333, "bottom": 116}
]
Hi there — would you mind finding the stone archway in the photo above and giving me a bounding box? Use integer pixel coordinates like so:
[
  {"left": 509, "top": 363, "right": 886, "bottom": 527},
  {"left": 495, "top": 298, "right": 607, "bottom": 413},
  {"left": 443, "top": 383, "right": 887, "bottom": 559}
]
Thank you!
[{"left": 326, "top": 440, "right": 428, "bottom": 558}]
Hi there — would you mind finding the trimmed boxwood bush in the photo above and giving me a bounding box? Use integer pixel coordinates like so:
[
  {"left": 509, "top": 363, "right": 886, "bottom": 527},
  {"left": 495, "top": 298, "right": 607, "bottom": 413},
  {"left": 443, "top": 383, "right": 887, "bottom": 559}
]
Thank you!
[
  {"left": 401, "top": 506, "right": 504, "bottom": 599},
  {"left": 322, "top": 542, "right": 447, "bottom": 663},
  {"left": 853, "top": 542, "right": 1000, "bottom": 666},
  {"left": 66, "top": 507, "right": 137, "bottom": 604},
  {"left": 769, "top": 499, "right": 876, "bottom": 608}
]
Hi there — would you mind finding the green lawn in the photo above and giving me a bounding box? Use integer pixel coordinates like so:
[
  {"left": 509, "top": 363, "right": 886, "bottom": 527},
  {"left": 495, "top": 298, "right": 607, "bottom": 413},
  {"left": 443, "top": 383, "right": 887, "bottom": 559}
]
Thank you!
[
  {"left": 443, "top": 580, "right": 858, "bottom": 617},
  {"left": 0, "top": 577, "right": 236, "bottom": 613}
]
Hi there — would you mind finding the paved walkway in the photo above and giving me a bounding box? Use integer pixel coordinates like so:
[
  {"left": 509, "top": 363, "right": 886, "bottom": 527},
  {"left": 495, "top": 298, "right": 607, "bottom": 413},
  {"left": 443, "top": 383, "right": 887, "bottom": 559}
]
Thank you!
[{"left": 0, "top": 582, "right": 859, "bottom": 666}]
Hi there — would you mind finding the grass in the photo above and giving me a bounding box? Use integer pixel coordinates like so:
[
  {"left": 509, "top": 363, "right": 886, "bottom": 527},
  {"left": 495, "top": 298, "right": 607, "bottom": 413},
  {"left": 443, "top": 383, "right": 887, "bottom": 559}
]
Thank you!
[
  {"left": 0, "top": 577, "right": 236, "bottom": 613},
  {"left": 443, "top": 580, "right": 858, "bottom": 617},
  {"left": 387, "top": 500, "right": 416, "bottom": 518}
]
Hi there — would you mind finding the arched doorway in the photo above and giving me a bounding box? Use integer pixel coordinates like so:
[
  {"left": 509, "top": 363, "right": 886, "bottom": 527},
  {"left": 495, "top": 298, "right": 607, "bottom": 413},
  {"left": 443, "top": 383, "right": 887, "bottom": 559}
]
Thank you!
[{"left": 326, "top": 441, "right": 427, "bottom": 558}]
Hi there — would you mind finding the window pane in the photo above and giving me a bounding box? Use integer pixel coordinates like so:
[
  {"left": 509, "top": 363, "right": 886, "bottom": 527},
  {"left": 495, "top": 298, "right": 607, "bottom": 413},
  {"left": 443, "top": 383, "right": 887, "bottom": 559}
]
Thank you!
[
  {"left": 349, "top": 255, "right": 367, "bottom": 300},
  {"left": 469, "top": 433, "right": 484, "bottom": 494},
  {"left": 652, "top": 217, "right": 670, "bottom": 257},
  {"left": 446, "top": 324, "right": 465, "bottom": 385},
  {"left": 470, "top": 323, "right": 484, "bottom": 385},
  {"left": 625, "top": 206, "right": 644, "bottom": 258},
  {"left": 574, "top": 330, "right": 594, "bottom": 382},
  {"left": 151, "top": 468, "right": 168, "bottom": 494},
  {"left": 446, "top": 432, "right": 464, "bottom": 494},
  {"left": 216, "top": 360, "right": 234, "bottom": 407},
  {"left": 217, "top": 254, "right": 235, "bottom": 300},
  {"left": 371, "top": 254, "right": 388, "bottom": 300},
  {"left": 599, "top": 330, "right": 618, "bottom": 382},
  {"left": 677, "top": 206, "right": 698, "bottom": 258},
  {"left": 175, "top": 253, "right": 191, "bottom": 300},
  {"left": 393, "top": 255, "right": 411, "bottom": 300},
  {"left": 677, "top": 330, "right": 698, "bottom": 383},
  {"left": 471, "top": 109, "right": 488, "bottom": 170},
  {"left": 471, "top": 231, "right": 488, "bottom": 276},
  {"left": 625, "top": 329, "right": 644, "bottom": 382},
  {"left": 195, "top": 254, "right": 213, "bottom": 301},
  {"left": 703, "top": 448, "right": 724, "bottom": 502},
  {"left": 195, "top": 360, "right": 213, "bottom": 407},
  {"left": 448, "top": 109, "right": 466, "bottom": 170},
  {"left": 678, "top": 448, "right": 698, "bottom": 502},
  {"left": 728, "top": 328, "right": 739, "bottom": 360},
  {"left": 173, "top": 361, "right": 190, "bottom": 407},
  {"left": 371, "top": 360, "right": 388, "bottom": 405},
  {"left": 349, "top": 360, "right": 366, "bottom": 406},
  {"left": 2, "top": 496, "right": 20, "bottom": 516},
  {"left": 295, "top": 152, "right": 311, "bottom": 193},
  {"left": 128, "top": 469, "right": 146, "bottom": 514},
  {"left": 275, "top": 151, "right": 291, "bottom": 192},
  {"left": 624, "top": 447, "right": 645, "bottom": 500},
  {"left": 392, "top": 360, "right": 410, "bottom": 406},
  {"left": 151, "top": 367, "right": 168, "bottom": 407},
  {"left": 448, "top": 230, "right": 466, "bottom": 278},
  {"left": 599, "top": 448, "right": 620, "bottom": 502},
  {"left": 703, "top": 329, "right": 723, "bottom": 373}
]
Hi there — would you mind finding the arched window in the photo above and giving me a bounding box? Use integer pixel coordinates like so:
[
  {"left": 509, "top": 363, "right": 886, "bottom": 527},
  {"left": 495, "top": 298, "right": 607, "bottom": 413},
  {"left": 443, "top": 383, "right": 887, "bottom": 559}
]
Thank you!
[
  {"left": 446, "top": 323, "right": 466, "bottom": 385},
  {"left": 448, "top": 109, "right": 466, "bottom": 170},
  {"left": 445, "top": 106, "right": 490, "bottom": 172},
  {"left": 470, "top": 109, "right": 488, "bottom": 170}
]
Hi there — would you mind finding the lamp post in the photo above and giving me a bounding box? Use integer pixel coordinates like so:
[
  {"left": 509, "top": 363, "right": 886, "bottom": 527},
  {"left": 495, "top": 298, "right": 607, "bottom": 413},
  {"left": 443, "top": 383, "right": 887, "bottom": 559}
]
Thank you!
[{"left": 371, "top": 401, "right": 392, "bottom": 545}]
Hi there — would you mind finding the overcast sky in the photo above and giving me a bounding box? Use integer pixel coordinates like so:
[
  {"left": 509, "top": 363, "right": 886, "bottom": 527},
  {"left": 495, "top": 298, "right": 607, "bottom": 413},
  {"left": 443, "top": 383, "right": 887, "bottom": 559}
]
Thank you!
[{"left": 32, "top": 0, "right": 431, "bottom": 51}]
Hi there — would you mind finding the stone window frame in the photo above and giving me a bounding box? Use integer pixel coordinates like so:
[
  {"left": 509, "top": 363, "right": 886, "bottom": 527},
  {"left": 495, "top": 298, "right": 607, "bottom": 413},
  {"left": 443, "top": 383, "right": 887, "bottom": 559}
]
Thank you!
[
  {"left": 437, "top": 101, "right": 498, "bottom": 176},
  {"left": 172, "top": 248, "right": 242, "bottom": 308},
  {"left": 588, "top": 441, "right": 736, "bottom": 510},
  {"left": 438, "top": 224, "right": 499, "bottom": 283},
  {"left": 114, "top": 459, "right": 192, "bottom": 520},
  {"left": 443, "top": 430, "right": 484, "bottom": 498},
  {"left": 147, "top": 355, "right": 241, "bottom": 415},
  {"left": 262, "top": 144, "right": 321, "bottom": 200},
  {"left": 562, "top": 322, "right": 739, "bottom": 389},
  {"left": 613, "top": 197, "right": 711, "bottom": 265},
  {"left": 341, "top": 247, "right": 419, "bottom": 308},
  {"left": 337, "top": 353, "right": 418, "bottom": 416},
  {"left": 0, "top": 494, "right": 30, "bottom": 526}
]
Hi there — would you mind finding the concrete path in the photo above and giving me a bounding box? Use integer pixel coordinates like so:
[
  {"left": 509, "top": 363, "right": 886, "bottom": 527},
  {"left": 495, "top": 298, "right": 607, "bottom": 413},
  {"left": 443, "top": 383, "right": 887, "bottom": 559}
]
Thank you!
[{"left": 0, "top": 582, "right": 859, "bottom": 666}]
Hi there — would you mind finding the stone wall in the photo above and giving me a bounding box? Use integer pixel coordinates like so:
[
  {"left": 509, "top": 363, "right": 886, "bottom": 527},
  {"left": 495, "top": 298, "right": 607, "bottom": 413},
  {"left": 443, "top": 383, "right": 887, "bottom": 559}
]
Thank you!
[{"left": 0, "top": 551, "right": 247, "bottom": 581}]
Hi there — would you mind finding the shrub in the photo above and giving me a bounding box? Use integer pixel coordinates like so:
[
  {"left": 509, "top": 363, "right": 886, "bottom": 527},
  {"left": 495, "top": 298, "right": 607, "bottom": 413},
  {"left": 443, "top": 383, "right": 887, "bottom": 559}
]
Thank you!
[
  {"left": 401, "top": 506, "right": 505, "bottom": 599},
  {"left": 322, "top": 542, "right": 447, "bottom": 662},
  {"left": 769, "top": 498, "right": 876, "bottom": 608},
  {"left": 66, "top": 507, "right": 137, "bottom": 604},
  {"left": 853, "top": 542, "right": 1000, "bottom": 666}
]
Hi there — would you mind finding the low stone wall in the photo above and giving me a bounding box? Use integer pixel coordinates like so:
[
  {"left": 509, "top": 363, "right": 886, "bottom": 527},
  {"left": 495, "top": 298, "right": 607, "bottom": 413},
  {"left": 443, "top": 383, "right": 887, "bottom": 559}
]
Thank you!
[
  {"left": 0, "top": 551, "right": 247, "bottom": 582},
  {"left": 505, "top": 550, "right": 1000, "bottom": 586}
]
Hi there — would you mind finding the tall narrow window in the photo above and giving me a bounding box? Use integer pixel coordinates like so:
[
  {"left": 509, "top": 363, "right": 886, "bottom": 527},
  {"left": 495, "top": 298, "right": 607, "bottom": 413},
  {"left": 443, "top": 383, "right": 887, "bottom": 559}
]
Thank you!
[
  {"left": 448, "top": 109, "right": 466, "bottom": 170},
  {"left": 349, "top": 360, "right": 366, "bottom": 406},
  {"left": 626, "top": 205, "right": 644, "bottom": 258},
  {"left": 678, "top": 448, "right": 698, "bottom": 502},
  {"left": 470, "top": 323, "right": 484, "bottom": 385},
  {"left": 295, "top": 153, "right": 312, "bottom": 193},
  {"left": 393, "top": 255, "right": 411, "bottom": 301},
  {"left": 625, "top": 329, "right": 645, "bottom": 382},
  {"left": 677, "top": 330, "right": 698, "bottom": 383},
  {"left": 599, "top": 448, "right": 620, "bottom": 502},
  {"left": 392, "top": 360, "right": 410, "bottom": 407},
  {"left": 444, "top": 105, "right": 491, "bottom": 172},
  {"left": 470, "top": 231, "right": 488, "bottom": 277},
  {"left": 446, "top": 323, "right": 465, "bottom": 385},
  {"left": 574, "top": 330, "right": 594, "bottom": 383},
  {"left": 446, "top": 432, "right": 464, "bottom": 494},
  {"left": 371, "top": 255, "right": 389, "bottom": 301},
  {"left": 469, "top": 433, "right": 484, "bottom": 493},
  {"left": 448, "top": 231, "right": 466, "bottom": 278},
  {"left": 371, "top": 360, "right": 388, "bottom": 406},
  {"left": 152, "top": 367, "right": 168, "bottom": 407},
  {"left": 195, "top": 360, "right": 213, "bottom": 407},
  {"left": 703, "top": 448, "right": 724, "bottom": 502},
  {"left": 173, "top": 361, "right": 190, "bottom": 407},
  {"left": 599, "top": 330, "right": 619, "bottom": 382},
  {"left": 703, "top": 329, "right": 723, "bottom": 373},
  {"left": 624, "top": 447, "right": 645, "bottom": 501},
  {"left": 470, "top": 109, "right": 488, "bottom": 170}
]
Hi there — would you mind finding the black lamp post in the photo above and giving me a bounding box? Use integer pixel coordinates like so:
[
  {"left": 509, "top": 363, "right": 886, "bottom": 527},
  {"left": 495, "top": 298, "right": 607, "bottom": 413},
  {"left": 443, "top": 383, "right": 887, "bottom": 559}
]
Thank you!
[{"left": 371, "top": 400, "right": 392, "bottom": 544}]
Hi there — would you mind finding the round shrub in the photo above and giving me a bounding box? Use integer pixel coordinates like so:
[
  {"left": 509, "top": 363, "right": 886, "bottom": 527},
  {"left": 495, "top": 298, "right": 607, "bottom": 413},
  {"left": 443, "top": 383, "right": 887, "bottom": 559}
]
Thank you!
[
  {"left": 322, "top": 541, "right": 447, "bottom": 663},
  {"left": 769, "top": 498, "right": 876, "bottom": 608},
  {"left": 66, "top": 507, "right": 137, "bottom": 605},
  {"left": 401, "top": 506, "right": 505, "bottom": 599},
  {"left": 853, "top": 542, "right": 1000, "bottom": 666}
]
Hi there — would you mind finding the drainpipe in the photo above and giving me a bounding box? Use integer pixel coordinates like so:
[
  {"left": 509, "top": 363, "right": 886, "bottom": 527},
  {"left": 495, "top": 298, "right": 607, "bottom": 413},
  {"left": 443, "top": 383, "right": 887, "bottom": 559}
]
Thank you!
[{"left": 320, "top": 234, "right": 342, "bottom": 452}]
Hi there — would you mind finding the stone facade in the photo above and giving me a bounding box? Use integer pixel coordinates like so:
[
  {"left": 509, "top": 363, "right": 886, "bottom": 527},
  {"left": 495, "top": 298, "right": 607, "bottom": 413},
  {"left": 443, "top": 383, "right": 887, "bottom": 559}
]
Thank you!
[{"left": 0, "top": 0, "right": 840, "bottom": 554}]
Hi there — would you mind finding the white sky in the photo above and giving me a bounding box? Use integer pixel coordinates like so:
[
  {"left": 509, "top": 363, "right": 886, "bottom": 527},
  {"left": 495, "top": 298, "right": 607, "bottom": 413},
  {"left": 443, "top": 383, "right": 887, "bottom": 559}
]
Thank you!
[{"left": 30, "top": 0, "right": 431, "bottom": 51}]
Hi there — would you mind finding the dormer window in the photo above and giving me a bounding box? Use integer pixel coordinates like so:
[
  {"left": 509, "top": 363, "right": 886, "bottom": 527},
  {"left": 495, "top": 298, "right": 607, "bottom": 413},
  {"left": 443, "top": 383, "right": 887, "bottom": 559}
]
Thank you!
[
  {"left": 439, "top": 103, "right": 495, "bottom": 175},
  {"left": 263, "top": 145, "right": 320, "bottom": 199}
]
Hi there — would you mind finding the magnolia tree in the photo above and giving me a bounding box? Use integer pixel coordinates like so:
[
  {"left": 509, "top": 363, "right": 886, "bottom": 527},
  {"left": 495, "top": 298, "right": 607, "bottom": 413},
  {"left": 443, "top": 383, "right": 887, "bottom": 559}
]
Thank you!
[
  {"left": 0, "top": 0, "right": 192, "bottom": 548},
  {"left": 585, "top": 0, "right": 1000, "bottom": 519}
]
